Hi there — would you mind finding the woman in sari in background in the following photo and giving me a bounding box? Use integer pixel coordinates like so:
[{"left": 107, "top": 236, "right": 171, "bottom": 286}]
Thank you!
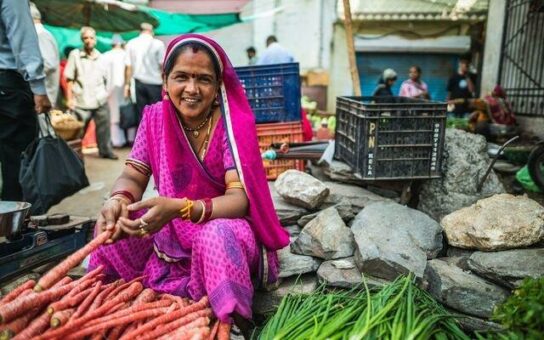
[
  {"left": 466, "top": 85, "right": 516, "bottom": 135},
  {"left": 89, "top": 34, "right": 289, "bottom": 337}
]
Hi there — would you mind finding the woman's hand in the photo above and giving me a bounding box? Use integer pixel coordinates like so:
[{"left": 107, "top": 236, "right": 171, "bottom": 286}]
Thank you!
[
  {"left": 117, "top": 197, "right": 184, "bottom": 237},
  {"left": 96, "top": 198, "right": 129, "bottom": 244}
]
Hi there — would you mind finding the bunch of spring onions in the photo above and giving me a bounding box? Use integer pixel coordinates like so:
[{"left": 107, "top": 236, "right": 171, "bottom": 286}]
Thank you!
[{"left": 258, "top": 275, "right": 469, "bottom": 340}]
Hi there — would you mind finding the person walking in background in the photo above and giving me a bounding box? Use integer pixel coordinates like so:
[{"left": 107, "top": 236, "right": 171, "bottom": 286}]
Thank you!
[
  {"left": 30, "top": 2, "right": 59, "bottom": 106},
  {"left": 59, "top": 46, "right": 76, "bottom": 101},
  {"left": 64, "top": 26, "right": 117, "bottom": 160},
  {"left": 399, "top": 66, "right": 429, "bottom": 100},
  {"left": 0, "top": 0, "right": 51, "bottom": 200},
  {"left": 373, "top": 68, "right": 397, "bottom": 98},
  {"left": 102, "top": 34, "right": 135, "bottom": 148},
  {"left": 246, "top": 46, "right": 257, "bottom": 65},
  {"left": 124, "top": 23, "right": 165, "bottom": 121},
  {"left": 447, "top": 56, "right": 477, "bottom": 118},
  {"left": 257, "top": 35, "right": 294, "bottom": 65}
]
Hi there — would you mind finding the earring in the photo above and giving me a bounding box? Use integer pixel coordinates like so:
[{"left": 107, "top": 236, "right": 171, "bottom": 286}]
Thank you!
[
  {"left": 163, "top": 93, "right": 169, "bottom": 100},
  {"left": 214, "top": 94, "right": 220, "bottom": 106}
]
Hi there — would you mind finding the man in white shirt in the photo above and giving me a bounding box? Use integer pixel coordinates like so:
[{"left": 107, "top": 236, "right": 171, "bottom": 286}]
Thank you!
[
  {"left": 257, "top": 35, "right": 294, "bottom": 65},
  {"left": 30, "top": 2, "right": 59, "bottom": 105},
  {"left": 65, "top": 26, "right": 117, "bottom": 160},
  {"left": 102, "top": 34, "right": 135, "bottom": 148},
  {"left": 124, "top": 23, "right": 165, "bottom": 121}
]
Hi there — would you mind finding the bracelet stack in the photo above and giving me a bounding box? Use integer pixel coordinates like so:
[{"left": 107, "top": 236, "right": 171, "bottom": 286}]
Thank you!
[
  {"left": 110, "top": 190, "right": 135, "bottom": 204},
  {"left": 180, "top": 199, "right": 194, "bottom": 220},
  {"left": 226, "top": 181, "right": 244, "bottom": 190}
]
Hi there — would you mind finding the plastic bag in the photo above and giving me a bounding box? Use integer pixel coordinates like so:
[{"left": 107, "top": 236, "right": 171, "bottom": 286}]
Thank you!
[{"left": 516, "top": 165, "right": 542, "bottom": 193}]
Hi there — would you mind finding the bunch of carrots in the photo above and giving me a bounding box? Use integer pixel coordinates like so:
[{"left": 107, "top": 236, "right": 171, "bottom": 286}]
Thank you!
[{"left": 0, "top": 231, "right": 231, "bottom": 340}]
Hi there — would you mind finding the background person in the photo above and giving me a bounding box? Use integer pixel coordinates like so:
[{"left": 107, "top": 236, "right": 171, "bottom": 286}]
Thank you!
[
  {"left": 257, "top": 35, "right": 294, "bottom": 65},
  {"left": 399, "top": 65, "right": 429, "bottom": 100},
  {"left": 124, "top": 22, "right": 165, "bottom": 121},
  {"left": 64, "top": 26, "right": 117, "bottom": 159},
  {"left": 246, "top": 46, "right": 257, "bottom": 65},
  {"left": 373, "top": 68, "right": 397, "bottom": 98},
  {"left": 447, "top": 57, "right": 477, "bottom": 118},
  {"left": 0, "top": 0, "right": 51, "bottom": 201}
]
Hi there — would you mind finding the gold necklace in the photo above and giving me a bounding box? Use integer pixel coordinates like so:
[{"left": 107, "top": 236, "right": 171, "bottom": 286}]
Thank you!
[
  {"left": 181, "top": 109, "right": 212, "bottom": 138},
  {"left": 197, "top": 114, "right": 214, "bottom": 160}
]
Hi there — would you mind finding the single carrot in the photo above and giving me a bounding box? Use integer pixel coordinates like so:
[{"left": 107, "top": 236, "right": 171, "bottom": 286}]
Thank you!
[
  {"left": 34, "top": 232, "right": 111, "bottom": 292},
  {"left": 160, "top": 326, "right": 211, "bottom": 340},
  {"left": 50, "top": 308, "right": 75, "bottom": 328},
  {"left": 34, "top": 282, "right": 144, "bottom": 340},
  {"left": 85, "top": 300, "right": 172, "bottom": 328},
  {"left": 106, "top": 276, "right": 143, "bottom": 300},
  {"left": 47, "top": 278, "right": 96, "bottom": 315},
  {"left": 72, "top": 281, "right": 102, "bottom": 319},
  {"left": 90, "top": 333, "right": 103, "bottom": 340},
  {"left": 64, "top": 306, "right": 173, "bottom": 340},
  {"left": 160, "top": 293, "right": 188, "bottom": 308},
  {"left": 107, "top": 288, "right": 156, "bottom": 340},
  {"left": 11, "top": 311, "right": 50, "bottom": 340},
  {"left": 209, "top": 319, "right": 220, "bottom": 340},
  {"left": 0, "top": 278, "right": 79, "bottom": 324},
  {"left": 88, "top": 280, "right": 121, "bottom": 314},
  {"left": 137, "top": 309, "right": 212, "bottom": 340},
  {"left": 217, "top": 321, "right": 231, "bottom": 340},
  {"left": 119, "top": 324, "right": 136, "bottom": 338},
  {"left": 119, "top": 296, "right": 209, "bottom": 340},
  {"left": 51, "top": 276, "right": 73, "bottom": 288},
  {"left": 141, "top": 316, "right": 211, "bottom": 340},
  {"left": 0, "top": 308, "right": 40, "bottom": 339},
  {"left": 0, "top": 281, "right": 35, "bottom": 305}
]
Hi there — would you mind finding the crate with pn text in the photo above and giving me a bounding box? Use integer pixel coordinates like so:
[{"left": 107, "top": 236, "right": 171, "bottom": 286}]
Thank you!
[{"left": 335, "top": 96, "right": 446, "bottom": 180}]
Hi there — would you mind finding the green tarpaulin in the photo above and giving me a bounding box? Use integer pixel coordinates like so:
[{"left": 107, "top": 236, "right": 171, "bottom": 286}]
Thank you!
[{"left": 47, "top": 7, "right": 240, "bottom": 55}]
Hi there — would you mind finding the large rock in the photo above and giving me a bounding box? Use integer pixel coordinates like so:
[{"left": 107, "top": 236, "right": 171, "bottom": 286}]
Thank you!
[
  {"left": 352, "top": 202, "right": 443, "bottom": 280},
  {"left": 323, "top": 160, "right": 366, "bottom": 185},
  {"left": 278, "top": 246, "right": 321, "bottom": 278},
  {"left": 455, "top": 314, "right": 504, "bottom": 333},
  {"left": 424, "top": 259, "right": 509, "bottom": 318},
  {"left": 442, "top": 194, "right": 544, "bottom": 251},
  {"left": 275, "top": 170, "right": 330, "bottom": 210},
  {"left": 316, "top": 257, "right": 389, "bottom": 289},
  {"left": 269, "top": 182, "right": 308, "bottom": 225},
  {"left": 297, "top": 198, "right": 353, "bottom": 227},
  {"left": 291, "top": 207, "right": 355, "bottom": 260},
  {"left": 468, "top": 248, "right": 544, "bottom": 288},
  {"left": 253, "top": 274, "right": 318, "bottom": 315},
  {"left": 418, "top": 129, "right": 505, "bottom": 221},
  {"left": 324, "top": 181, "right": 391, "bottom": 214}
]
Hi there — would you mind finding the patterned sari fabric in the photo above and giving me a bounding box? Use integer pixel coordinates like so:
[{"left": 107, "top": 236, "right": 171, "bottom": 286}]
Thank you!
[{"left": 89, "top": 34, "right": 289, "bottom": 322}]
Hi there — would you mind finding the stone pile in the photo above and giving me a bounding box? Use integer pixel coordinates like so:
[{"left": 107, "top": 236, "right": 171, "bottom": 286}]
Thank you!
[{"left": 255, "top": 167, "right": 544, "bottom": 333}]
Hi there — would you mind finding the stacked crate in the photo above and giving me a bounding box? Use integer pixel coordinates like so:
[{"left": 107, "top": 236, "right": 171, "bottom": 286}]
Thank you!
[
  {"left": 335, "top": 96, "right": 447, "bottom": 180},
  {"left": 235, "top": 63, "right": 304, "bottom": 179}
]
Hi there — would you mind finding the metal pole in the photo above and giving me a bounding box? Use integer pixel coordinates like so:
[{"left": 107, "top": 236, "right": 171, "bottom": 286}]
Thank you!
[{"left": 342, "top": 0, "right": 361, "bottom": 96}]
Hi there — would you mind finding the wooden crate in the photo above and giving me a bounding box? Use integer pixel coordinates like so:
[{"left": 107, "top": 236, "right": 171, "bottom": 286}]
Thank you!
[{"left": 256, "top": 122, "right": 305, "bottom": 180}]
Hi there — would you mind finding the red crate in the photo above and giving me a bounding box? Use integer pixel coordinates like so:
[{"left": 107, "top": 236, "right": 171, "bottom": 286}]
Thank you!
[{"left": 256, "top": 122, "right": 305, "bottom": 180}]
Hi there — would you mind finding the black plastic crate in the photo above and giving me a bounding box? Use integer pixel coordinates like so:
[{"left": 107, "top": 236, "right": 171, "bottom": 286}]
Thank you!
[
  {"left": 334, "top": 96, "right": 447, "bottom": 180},
  {"left": 235, "top": 63, "right": 301, "bottom": 123}
]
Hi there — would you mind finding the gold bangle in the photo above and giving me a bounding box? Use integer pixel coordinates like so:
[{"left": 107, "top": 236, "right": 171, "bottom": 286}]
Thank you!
[
  {"left": 179, "top": 199, "right": 194, "bottom": 220},
  {"left": 226, "top": 181, "right": 244, "bottom": 190},
  {"left": 196, "top": 200, "right": 206, "bottom": 224}
]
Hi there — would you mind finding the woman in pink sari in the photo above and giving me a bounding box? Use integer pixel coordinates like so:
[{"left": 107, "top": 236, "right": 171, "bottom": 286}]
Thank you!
[{"left": 89, "top": 34, "right": 289, "bottom": 335}]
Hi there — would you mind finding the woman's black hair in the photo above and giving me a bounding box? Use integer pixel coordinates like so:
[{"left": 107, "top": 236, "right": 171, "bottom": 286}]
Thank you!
[
  {"left": 411, "top": 65, "right": 422, "bottom": 74},
  {"left": 163, "top": 41, "right": 222, "bottom": 81}
]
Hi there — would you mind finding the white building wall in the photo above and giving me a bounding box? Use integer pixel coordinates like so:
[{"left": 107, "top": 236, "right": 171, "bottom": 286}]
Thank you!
[{"left": 480, "top": 0, "right": 506, "bottom": 95}]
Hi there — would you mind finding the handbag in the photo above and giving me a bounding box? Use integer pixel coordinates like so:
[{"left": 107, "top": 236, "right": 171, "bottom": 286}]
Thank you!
[
  {"left": 19, "top": 113, "right": 89, "bottom": 215},
  {"left": 119, "top": 99, "right": 139, "bottom": 129}
]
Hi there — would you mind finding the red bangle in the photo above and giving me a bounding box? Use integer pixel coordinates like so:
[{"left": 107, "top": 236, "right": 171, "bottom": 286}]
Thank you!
[
  {"left": 111, "top": 190, "right": 135, "bottom": 203},
  {"left": 202, "top": 198, "right": 213, "bottom": 222}
]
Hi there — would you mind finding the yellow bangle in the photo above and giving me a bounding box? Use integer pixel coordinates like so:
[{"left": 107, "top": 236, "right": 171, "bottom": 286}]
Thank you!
[
  {"left": 226, "top": 181, "right": 244, "bottom": 190},
  {"left": 179, "top": 199, "right": 194, "bottom": 220}
]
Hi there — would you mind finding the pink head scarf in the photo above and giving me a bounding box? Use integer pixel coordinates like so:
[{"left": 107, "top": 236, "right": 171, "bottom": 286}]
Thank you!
[{"left": 161, "top": 34, "right": 289, "bottom": 251}]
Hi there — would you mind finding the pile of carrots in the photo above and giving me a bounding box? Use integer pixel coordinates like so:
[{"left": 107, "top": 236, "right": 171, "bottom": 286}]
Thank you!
[{"left": 0, "top": 231, "right": 231, "bottom": 340}]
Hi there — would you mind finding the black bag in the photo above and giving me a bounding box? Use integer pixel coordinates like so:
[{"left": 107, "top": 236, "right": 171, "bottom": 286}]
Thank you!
[
  {"left": 19, "top": 114, "right": 89, "bottom": 215},
  {"left": 119, "top": 100, "right": 139, "bottom": 129}
]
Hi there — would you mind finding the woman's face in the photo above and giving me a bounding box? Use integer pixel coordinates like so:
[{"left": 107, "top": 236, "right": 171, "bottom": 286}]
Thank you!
[
  {"left": 409, "top": 67, "right": 420, "bottom": 81},
  {"left": 164, "top": 48, "right": 218, "bottom": 121}
]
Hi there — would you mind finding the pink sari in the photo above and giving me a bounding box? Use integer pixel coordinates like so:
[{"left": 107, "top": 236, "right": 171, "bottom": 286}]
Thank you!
[{"left": 89, "top": 34, "right": 289, "bottom": 322}]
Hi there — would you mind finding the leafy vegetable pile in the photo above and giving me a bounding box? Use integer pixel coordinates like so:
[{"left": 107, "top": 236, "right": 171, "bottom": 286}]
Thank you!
[{"left": 259, "top": 275, "right": 469, "bottom": 340}]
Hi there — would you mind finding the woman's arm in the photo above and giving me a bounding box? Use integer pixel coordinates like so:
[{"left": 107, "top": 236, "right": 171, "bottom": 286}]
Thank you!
[{"left": 96, "top": 165, "right": 150, "bottom": 242}]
